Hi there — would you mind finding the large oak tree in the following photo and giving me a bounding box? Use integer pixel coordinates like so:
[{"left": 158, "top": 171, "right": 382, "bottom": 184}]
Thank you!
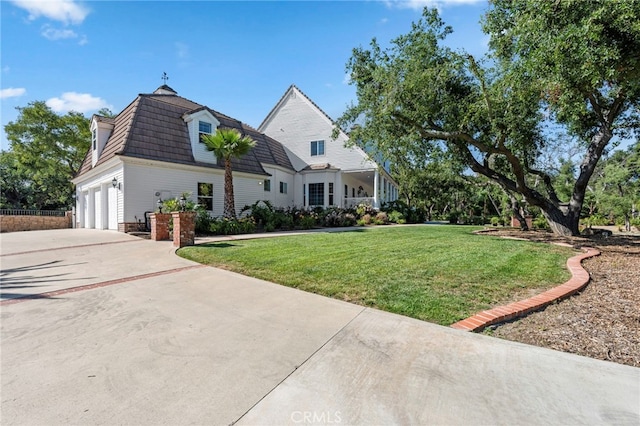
[
  {"left": 3, "top": 101, "right": 92, "bottom": 210},
  {"left": 337, "top": 1, "right": 640, "bottom": 236}
]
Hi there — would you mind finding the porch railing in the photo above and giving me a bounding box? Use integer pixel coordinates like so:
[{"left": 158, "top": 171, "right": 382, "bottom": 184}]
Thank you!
[{"left": 343, "top": 197, "right": 375, "bottom": 208}]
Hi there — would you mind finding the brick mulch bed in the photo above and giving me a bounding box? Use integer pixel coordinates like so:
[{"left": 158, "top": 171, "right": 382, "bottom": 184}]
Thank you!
[{"left": 482, "top": 229, "right": 640, "bottom": 368}]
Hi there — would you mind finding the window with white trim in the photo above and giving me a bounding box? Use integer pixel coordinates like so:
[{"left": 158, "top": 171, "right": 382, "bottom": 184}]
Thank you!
[
  {"left": 279, "top": 181, "right": 288, "bottom": 194},
  {"left": 310, "top": 140, "right": 325, "bottom": 156},
  {"left": 199, "top": 121, "right": 212, "bottom": 143},
  {"left": 263, "top": 179, "right": 271, "bottom": 192},
  {"left": 198, "top": 182, "right": 213, "bottom": 210},
  {"left": 92, "top": 129, "right": 97, "bottom": 150}
]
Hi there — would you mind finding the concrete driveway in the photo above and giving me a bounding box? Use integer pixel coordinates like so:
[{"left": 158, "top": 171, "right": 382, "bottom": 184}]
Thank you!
[{"left": 1, "top": 229, "right": 638, "bottom": 425}]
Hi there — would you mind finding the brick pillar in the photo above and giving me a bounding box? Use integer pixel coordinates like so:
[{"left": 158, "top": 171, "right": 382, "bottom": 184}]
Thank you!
[
  {"left": 511, "top": 215, "right": 533, "bottom": 229},
  {"left": 172, "top": 211, "right": 196, "bottom": 247},
  {"left": 150, "top": 213, "right": 171, "bottom": 241}
]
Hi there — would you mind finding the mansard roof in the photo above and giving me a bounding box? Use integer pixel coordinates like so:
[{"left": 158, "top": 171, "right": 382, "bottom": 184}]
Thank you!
[{"left": 76, "top": 90, "right": 294, "bottom": 178}]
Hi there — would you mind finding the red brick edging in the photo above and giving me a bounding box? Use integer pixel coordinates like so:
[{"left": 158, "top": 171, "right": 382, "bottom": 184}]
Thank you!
[
  {"left": 451, "top": 247, "right": 601, "bottom": 332},
  {"left": 0, "top": 265, "right": 206, "bottom": 306}
]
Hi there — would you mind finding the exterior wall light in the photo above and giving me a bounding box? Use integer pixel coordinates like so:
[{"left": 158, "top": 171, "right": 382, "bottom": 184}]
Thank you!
[
  {"left": 112, "top": 177, "right": 121, "bottom": 190},
  {"left": 179, "top": 195, "right": 187, "bottom": 211},
  {"left": 157, "top": 198, "right": 163, "bottom": 213}
]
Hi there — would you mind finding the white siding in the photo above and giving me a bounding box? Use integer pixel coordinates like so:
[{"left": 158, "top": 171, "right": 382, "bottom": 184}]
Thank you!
[
  {"left": 123, "top": 161, "right": 266, "bottom": 219},
  {"left": 261, "top": 166, "right": 296, "bottom": 208},
  {"left": 259, "top": 87, "right": 377, "bottom": 172}
]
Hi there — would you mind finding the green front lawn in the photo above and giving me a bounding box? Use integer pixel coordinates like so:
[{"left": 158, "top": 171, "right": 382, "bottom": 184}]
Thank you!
[{"left": 178, "top": 225, "right": 575, "bottom": 325}]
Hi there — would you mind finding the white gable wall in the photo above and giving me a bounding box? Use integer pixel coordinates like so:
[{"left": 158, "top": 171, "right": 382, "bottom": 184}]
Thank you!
[{"left": 259, "top": 87, "right": 377, "bottom": 172}]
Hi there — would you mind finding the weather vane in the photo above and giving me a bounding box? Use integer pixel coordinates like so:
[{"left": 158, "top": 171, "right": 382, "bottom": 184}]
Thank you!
[{"left": 161, "top": 72, "right": 169, "bottom": 84}]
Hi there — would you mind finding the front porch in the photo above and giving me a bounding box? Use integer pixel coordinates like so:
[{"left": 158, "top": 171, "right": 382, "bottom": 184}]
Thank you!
[{"left": 340, "top": 170, "right": 398, "bottom": 209}]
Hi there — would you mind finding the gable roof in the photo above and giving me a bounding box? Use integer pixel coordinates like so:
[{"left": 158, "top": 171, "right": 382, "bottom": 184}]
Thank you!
[
  {"left": 76, "top": 88, "right": 294, "bottom": 178},
  {"left": 258, "top": 84, "right": 348, "bottom": 138}
]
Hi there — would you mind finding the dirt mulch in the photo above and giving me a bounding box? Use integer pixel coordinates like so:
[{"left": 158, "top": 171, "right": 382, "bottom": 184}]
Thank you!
[{"left": 480, "top": 228, "right": 640, "bottom": 368}]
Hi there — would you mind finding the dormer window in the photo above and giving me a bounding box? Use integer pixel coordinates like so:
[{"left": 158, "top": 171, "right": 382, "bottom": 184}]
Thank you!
[
  {"left": 199, "top": 121, "right": 212, "bottom": 143},
  {"left": 92, "top": 129, "right": 97, "bottom": 150}
]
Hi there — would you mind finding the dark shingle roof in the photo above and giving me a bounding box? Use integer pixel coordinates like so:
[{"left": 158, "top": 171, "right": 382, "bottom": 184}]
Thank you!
[{"left": 76, "top": 91, "right": 294, "bottom": 178}]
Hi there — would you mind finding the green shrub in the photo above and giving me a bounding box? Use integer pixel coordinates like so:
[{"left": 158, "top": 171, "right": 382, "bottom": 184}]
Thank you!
[
  {"left": 382, "top": 200, "right": 426, "bottom": 223},
  {"left": 532, "top": 215, "right": 550, "bottom": 230},
  {"left": 299, "top": 215, "right": 316, "bottom": 229},
  {"left": 387, "top": 210, "right": 405, "bottom": 224},
  {"left": 209, "top": 217, "right": 256, "bottom": 235},
  {"left": 490, "top": 216, "right": 501, "bottom": 226}
]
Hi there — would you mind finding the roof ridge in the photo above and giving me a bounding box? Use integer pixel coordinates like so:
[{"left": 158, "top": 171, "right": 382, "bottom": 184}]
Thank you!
[{"left": 141, "top": 92, "right": 203, "bottom": 109}]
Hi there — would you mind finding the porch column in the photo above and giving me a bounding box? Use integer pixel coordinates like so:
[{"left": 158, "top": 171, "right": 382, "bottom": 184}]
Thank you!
[{"left": 373, "top": 170, "right": 380, "bottom": 208}]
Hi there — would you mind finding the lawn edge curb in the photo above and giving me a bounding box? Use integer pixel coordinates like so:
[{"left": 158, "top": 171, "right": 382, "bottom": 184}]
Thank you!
[{"left": 450, "top": 246, "right": 601, "bottom": 332}]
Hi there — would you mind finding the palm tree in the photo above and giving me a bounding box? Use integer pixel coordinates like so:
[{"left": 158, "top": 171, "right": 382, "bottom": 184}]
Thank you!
[{"left": 201, "top": 128, "right": 256, "bottom": 219}]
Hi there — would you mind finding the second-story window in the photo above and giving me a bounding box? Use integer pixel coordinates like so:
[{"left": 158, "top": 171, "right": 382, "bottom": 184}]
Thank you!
[
  {"left": 199, "top": 121, "right": 212, "bottom": 143},
  {"left": 310, "top": 140, "right": 325, "bottom": 156}
]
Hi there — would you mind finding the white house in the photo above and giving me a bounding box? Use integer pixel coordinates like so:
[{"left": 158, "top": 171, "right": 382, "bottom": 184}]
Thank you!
[
  {"left": 72, "top": 84, "right": 397, "bottom": 231},
  {"left": 259, "top": 85, "right": 397, "bottom": 209}
]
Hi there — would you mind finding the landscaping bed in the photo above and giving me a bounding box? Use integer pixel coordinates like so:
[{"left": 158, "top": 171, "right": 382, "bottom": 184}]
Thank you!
[{"left": 483, "top": 229, "right": 640, "bottom": 368}]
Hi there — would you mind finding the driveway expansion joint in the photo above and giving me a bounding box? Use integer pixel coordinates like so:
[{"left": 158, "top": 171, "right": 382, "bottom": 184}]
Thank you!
[{"left": 451, "top": 247, "right": 601, "bottom": 332}]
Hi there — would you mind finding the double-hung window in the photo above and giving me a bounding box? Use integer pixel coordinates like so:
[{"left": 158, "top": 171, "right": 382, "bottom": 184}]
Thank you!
[
  {"left": 279, "top": 182, "right": 288, "bottom": 194},
  {"left": 199, "top": 121, "right": 212, "bottom": 143},
  {"left": 310, "top": 140, "right": 325, "bottom": 156},
  {"left": 198, "top": 182, "right": 213, "bottom": 210},
  {"left": 263, "top": 179, "right": 271, "bottom": 192},
  {"left": 92, "top": 129, "right": 97, "bottom": 150}
]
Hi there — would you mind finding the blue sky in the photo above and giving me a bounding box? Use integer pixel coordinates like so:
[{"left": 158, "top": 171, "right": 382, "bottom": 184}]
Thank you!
[{"left": 1, "top": 0, "right": 489, "bottom": 151}]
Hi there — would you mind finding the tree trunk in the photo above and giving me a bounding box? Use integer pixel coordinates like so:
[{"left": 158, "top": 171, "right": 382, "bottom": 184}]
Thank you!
[
  {"left": 541, "top": 206, "right": 578, "bottom": 236},
  {"left": 509, "top": 195, "right": 529, "bottom": 231},
  {"left": 223, "top": 159, "right": 236, "bottom": 219}
]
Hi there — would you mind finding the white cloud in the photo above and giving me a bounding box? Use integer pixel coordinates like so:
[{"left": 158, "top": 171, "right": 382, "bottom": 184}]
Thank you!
[
  {"left": 384, "top": 0, "right": 484, "bottom": 10},
  {"left": 41, "top": 24, "right": 77, "bottom": 40},
  {"left": 380, "top": 17, "right": 389, "bottom": 24},
  {"left": 0, "top": 87, "right": 27, "bottom": 99},
  {"left": 46, "top": 92, "right": 111, "bottom": 113},
  {"left": 174, "top": 42, "right": 189, "bottom": 59},
  {"left": 10, "top": 0, "right": 89, "bottom": 25}
]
